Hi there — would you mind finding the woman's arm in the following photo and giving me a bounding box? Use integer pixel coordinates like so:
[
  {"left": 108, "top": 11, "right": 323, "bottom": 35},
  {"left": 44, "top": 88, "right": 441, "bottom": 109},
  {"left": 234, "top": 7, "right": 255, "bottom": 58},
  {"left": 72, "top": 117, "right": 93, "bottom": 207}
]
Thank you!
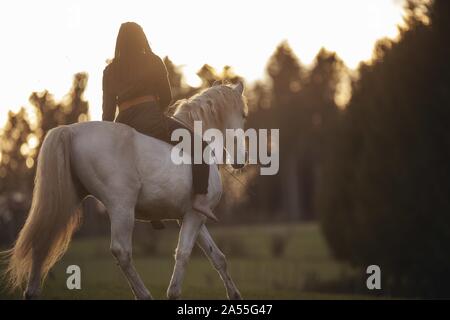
[{"left": 102, "top": 67, "right": 116, "bottom": 121}]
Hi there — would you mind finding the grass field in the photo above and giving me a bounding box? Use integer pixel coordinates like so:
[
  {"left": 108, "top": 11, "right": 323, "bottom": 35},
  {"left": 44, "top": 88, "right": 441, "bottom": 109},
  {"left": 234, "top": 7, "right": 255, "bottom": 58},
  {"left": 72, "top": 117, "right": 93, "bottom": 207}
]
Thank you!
[{"left": 0, "top": 223, "right": 373, "bottom": 300}]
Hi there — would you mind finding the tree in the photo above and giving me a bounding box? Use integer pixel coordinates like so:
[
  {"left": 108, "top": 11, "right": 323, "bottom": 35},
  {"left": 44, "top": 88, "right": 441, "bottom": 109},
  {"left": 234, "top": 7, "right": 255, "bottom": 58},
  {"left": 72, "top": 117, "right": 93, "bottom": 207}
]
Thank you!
[
  {"left": 294, "top": 48, "right": 344, "bottom": 220},
  {"left": 267, "top": 41, "right": 304, "bottom": 108},
  {"left": 163, "top": 56, "right": 190, "bottom": 102},
  {"left": 0, "top": 73, "right": 90, "bottom": 244},
  {"left": 30, "top": 72, "right": 89, "bottom": 152},
  {"left": 317, "top": 0, "right": 450, "bottom": 297},
  {"left": 0, "top": 108, "right": 34, "bottom": 194},
  {"left": 197, "top": 64, "right": 219, "bottom": 88},
  {"left": 264, "top": 41, "right": 305, "bottom": 219},
  {"left": 197, "top": 64, "right": 243, "bottom": 88}
]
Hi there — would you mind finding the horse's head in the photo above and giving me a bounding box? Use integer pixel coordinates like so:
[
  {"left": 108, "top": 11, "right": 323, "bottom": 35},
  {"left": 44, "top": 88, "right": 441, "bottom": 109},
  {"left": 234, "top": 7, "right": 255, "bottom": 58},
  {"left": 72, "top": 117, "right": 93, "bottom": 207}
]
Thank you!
[
  {"left": 211, "top": 80, "right": 248, "bottom": 169},
  {"left": 173, "top": 80, "right": 249, "bottom": 169}
]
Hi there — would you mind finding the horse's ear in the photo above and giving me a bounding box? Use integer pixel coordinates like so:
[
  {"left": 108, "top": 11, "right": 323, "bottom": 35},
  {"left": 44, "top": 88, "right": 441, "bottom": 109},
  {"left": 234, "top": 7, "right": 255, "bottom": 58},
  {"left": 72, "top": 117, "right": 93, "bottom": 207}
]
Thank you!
[
  {"left": 212, "top": 80, "right": 222, "bottom": 87},
  {"left": 234, "top": 81, "right": 244, "bottom": 95}
]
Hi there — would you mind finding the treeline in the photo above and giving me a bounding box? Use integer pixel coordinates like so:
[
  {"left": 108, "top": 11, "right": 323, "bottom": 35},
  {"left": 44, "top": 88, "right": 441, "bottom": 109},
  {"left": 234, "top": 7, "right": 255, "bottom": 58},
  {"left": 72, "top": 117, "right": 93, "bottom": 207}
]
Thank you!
[{"left": 318, "top": 0, "right": 450, "bottom": 297}]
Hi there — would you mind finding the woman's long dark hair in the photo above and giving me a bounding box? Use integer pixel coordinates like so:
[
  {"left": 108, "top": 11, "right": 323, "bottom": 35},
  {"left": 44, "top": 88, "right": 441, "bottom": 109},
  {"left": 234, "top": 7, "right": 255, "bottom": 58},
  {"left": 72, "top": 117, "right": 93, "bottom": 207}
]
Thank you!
[{"left": 112, "top": 22, "right": 153, "bottom": 85}]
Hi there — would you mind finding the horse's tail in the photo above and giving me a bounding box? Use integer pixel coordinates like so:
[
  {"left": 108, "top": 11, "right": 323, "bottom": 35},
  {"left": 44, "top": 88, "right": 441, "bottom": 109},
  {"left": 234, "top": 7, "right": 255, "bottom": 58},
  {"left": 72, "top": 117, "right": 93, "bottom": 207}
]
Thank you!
[{"left": 4, "top": 125, "right": 82, "bottom": 290}]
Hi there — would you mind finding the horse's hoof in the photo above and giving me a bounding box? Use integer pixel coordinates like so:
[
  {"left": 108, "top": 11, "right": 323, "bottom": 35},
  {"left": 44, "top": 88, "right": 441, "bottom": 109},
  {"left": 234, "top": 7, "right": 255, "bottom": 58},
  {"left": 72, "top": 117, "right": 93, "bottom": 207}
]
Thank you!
[
  {"left": 167, "top": 286, "right": 181, "bottom": 300},
  {"left": 135, "top": 294, "right": 153, "bottom": 300},
  {"left": 229, "top": 291, "right": 243, "bottom": 300},
  {"left": 23, "top": 291, "right": 40, "bottom": 300}
]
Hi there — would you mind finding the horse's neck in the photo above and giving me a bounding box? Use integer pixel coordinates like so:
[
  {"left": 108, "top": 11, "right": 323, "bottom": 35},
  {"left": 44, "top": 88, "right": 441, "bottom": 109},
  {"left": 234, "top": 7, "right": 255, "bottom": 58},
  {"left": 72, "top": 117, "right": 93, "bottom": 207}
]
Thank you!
[{"left": 174, "top": 111, "right": 223, "bottom": 134}]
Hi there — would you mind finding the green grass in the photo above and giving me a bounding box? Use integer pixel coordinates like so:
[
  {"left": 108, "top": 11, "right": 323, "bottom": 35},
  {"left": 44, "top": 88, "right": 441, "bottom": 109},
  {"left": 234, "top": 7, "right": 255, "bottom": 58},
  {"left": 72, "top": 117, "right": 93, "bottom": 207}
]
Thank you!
[{"left": 0, "top": 223, "right": 371, "bottom": 300}]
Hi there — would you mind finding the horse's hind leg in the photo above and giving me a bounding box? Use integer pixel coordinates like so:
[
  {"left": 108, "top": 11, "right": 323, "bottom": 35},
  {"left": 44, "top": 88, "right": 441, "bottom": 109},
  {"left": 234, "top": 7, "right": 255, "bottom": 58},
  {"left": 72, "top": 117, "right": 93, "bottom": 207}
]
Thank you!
[
  {"left": 108, "top": 206, "right": 152, "bottom": 300},
  {"left": 196, "top": 225, "right": 242, "bottom": 300},
  {"left": 167, "top": 210, "right": 205, "bottom": 299}
]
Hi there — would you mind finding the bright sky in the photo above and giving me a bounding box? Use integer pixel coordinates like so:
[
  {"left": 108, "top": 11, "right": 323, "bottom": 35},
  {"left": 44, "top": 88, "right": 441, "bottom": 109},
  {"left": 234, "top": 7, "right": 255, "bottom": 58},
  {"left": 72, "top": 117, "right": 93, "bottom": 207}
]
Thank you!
[{"left": 0, "top": 0, "right": 405, "bottom": 125}]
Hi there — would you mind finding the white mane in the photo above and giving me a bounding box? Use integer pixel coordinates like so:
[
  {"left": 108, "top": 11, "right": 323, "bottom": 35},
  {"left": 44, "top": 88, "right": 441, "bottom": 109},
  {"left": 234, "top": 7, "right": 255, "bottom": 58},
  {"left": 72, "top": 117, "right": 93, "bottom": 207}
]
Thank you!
[{"left": 173, "top": 84, "right": 247, "bottom": 131}]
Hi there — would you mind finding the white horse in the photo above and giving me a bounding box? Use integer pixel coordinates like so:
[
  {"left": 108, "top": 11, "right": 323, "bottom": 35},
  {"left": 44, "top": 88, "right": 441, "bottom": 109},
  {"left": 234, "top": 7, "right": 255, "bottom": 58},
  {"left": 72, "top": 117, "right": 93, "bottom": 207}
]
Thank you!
[{"left": 5, "top": 82, "right": 247, "bottom": 300}]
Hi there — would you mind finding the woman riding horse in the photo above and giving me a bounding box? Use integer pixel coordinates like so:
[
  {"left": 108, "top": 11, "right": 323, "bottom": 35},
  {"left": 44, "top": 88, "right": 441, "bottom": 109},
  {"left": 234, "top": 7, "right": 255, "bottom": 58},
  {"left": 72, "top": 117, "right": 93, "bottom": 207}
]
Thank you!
[
  {"left": 102, "top": 22, "right": 213, "bottom": 221},
  {"left": 5, "top": 21, "right": 246, "bottom": 300}
]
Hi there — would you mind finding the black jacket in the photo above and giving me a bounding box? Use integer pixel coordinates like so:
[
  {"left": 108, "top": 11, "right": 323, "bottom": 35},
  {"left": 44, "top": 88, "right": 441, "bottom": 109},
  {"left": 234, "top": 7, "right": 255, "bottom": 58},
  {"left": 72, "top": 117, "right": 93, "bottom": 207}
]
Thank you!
[{"left": 102, "top": 54, "right": 172, "bottom": 121}]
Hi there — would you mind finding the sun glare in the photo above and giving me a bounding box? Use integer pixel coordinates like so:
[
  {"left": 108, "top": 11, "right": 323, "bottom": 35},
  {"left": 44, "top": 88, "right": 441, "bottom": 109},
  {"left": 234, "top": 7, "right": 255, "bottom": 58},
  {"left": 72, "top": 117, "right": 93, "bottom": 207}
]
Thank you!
[{"left": 0, "top": 0, "right": 406, "bottom": 125}]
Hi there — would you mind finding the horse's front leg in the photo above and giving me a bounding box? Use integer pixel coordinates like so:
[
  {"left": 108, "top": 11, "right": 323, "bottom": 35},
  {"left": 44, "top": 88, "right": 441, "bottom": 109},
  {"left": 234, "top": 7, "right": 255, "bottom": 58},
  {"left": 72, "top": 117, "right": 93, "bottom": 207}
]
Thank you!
[
  {"left": 197, "top": 225, "right": 242, "bottom": 300},
  {"left": 167, "top": 210, "right": 205, "bottom": 299}
]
